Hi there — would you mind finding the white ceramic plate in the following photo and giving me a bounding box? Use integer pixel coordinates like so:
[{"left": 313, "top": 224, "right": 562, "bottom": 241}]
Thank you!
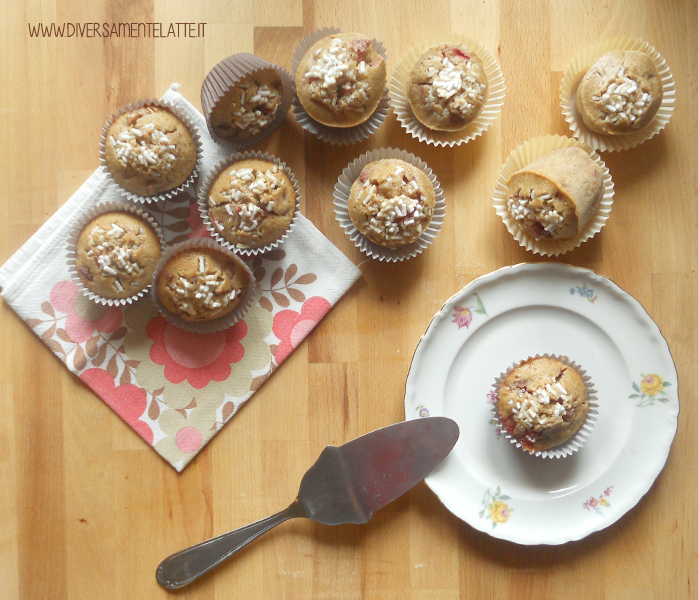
[{"left": 404, "top": 263, "right": 679, "bottom": 545}]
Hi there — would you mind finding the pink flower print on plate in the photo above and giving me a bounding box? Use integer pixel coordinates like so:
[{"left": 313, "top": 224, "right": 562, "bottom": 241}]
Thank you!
[{"left": 452, "top": 293, "right": 487, "bottom": 330}]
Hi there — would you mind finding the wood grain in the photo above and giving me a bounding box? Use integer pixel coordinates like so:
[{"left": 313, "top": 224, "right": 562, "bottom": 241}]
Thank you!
[{"left": 1, "top": 0, "right": 696, "bottom": 598}]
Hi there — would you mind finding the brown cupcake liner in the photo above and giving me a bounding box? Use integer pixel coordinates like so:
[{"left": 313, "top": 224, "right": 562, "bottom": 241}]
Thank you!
[
  {"left": 149, "top": 237, "right": 257, "bottom": 333},
  {"left": 492, "top": 354, "right": 599, "bottom": 459},
  {"left": 391, "top": 35, "right": 505, "bottom": 147},
  {"left": 201, "top": 53, "right": 295, "bottom": 150},
  {"left": 66, "top": 201, "right": 166, "bottom": 307},
  {"left": 291, "top": 27, "right": 390, "bottom": 145},
  {"left": 492, "top": 134, "right": 614, "bottom": 256},
  {"left": 560, "top": 37, "right": 675, "bottom": 152},
  {"left": 197, "top": 150, "right": 301, "bottom": 257},
  {"left": 99, "top": 97, "right": 203, "bottom": 203},
  {"left": 333, "top": 147, "right": 446, "bottom": 262}
]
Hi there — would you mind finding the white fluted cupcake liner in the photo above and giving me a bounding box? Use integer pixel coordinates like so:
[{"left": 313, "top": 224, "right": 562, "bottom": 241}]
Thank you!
[
  {"left": 333, "top": 147, "right": 446, "bottom": 262},
  {"left": 291, "top": 27, "right": 390, "bottom": 145},
  {"left": 391, "top": 35, "right": 505, "bottom": 147},
  {"left": 493, "top": 134, "right": 614, "bottom": 256},
  {"left": 560, "top": 37, "right": 675, "bottom": 152},
  {"left": 66, "top": 201, "right": 166, "bottom": 306},
  {"left": 197, "top": 150, "right": 301, "bottom": 257},
  {"left": 150, "top": 238, "right": 257, "bottom": 333},
  {"left": 99, "top": 96, "right": 203, "bottom": 203},
  {"left": 492, "top": 354, "right": 599, "bottom": 459},
  {"left": 201, "top": 53, "right": 295, "bottom": 150}
]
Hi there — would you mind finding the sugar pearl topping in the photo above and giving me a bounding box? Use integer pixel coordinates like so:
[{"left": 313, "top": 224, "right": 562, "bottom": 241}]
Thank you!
[
  {"left": 424, "top": 47, "right": 486, "bottom": 119},
  {"left": 229, "top": 82, "right": 281, "bottom": 135},
  {"left": 305, "top": 37, "right": 376, "bottom": 111},
  {"left": 109, "top": 109, "right": 179, "bottom": 172},
  {"left": 507, "top": 188, "right": 564, "bottom": 239},
  {"left": 591, "top": 65, "right": 653, "bottom": 127},
  {"left": 507, "top": 379, "right": 570, "bottom": 431}
]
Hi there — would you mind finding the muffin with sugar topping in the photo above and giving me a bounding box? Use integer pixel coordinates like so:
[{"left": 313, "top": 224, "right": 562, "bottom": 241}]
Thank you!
[
  {"left": 506, "top": 147, "right": 603, "bottom": 241},
  {"left": 347, "top": 159, "right": 435, "bottom": 247},
  {"left": 209, "top": 69, "right": 284, "bottom": 143},
  {"left": 104, "top": 105, "right": 197, "bottom": 196},
  {"left": 156, "top": 247, "right": 252, "bottom": 322},
  {"left": 75, "top": 211, "right": 161, "bottom": 300},
  {"left": 295, "top": 33, "right": 386, "bottom": 128},
  {"left": 407, "top": 43, "right": 488, "bottom": 131},
  {"left": 576, "top": 50, "right": 662, "bottom": 135},
  {"left": 206, "top": 158, "right": 296, "bottom": 250},
  {"left": 497, "top": 357, "right": 589, "bottom": 453}
]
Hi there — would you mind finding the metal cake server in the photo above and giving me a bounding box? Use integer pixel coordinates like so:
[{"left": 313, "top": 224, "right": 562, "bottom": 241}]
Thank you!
[{"left": 156, "top": 417, "right": 459, "bottom": 589}]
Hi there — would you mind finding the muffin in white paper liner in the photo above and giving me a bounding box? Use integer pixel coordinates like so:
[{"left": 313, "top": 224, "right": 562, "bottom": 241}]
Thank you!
[
  {"left": 291, "top": 27, "right": 390, "bottom": 145},
  {"left": 201, "top": 53, "right": 295, "bottom": 150},
  {"left": 560, "top": 37, "right": 675, "bottom": 152},
  {"left": 492, "top": 354, "right": 598, "bottom": 459},
  {"left": 492, "top": 134, "right": 614, "bottom": 256},
  {"left": 66, "top": 201, "right": 165, "bottom": 307},
  {"left": 197, "top": 150, "right": 301, "bottom": 257},
  {"left": 391, "top": 35, "right": 505, "bottom": 147},
  {"left": 333, "top": 147, "right": 446, "bottom": 262},
  {"left": 99, "top": 96, "right": 203, "bottom": 203},
  {"left": 150, "top": 238, "right": 257, "bottom": 333}
]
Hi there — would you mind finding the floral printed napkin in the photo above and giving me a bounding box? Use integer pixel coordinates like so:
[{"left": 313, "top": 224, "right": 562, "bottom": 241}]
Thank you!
[{"left": 0, "top": 85, "right": 361, "bottom": 471}]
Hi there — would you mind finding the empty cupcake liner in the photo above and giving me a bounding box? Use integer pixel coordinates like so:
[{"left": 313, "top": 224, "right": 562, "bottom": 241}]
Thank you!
[
  {"left": 560, "top": 36, "right": 675, "bottom": 152},
  {"left": 201, "top": 53, "right": 295, "bottom": 150},
  {"left": 197, "top": 150, "right": 301, "bottom": 257},
  {"left": 391, "top": 35, "right": 505, "bottom": 147},
  {"left": 150, "top": 237, "right": 257, "bottom": 333},
  {"left": 99, "top": 97, "right": 203, "bottom": 203},
  {"left": 291, "top": 27, "right": 390, "bottom": 145},
  {"left": 492, "top": 134, "right": 614, "bottom": 256},
  {"left": 492, "top": 354, "right": 599, "bottom": 459},
  {"left": 333, "top": 147, "right": 446, "bottom": 262},
  {"left": 66, "top": 200, "right": 166, "bottom": 307}
]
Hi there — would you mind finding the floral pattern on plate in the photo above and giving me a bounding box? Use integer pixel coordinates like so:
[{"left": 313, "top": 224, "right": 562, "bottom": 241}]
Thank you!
[
  {"left": 452, "top": 293, "right": 487, "bottom": 329},
  {"left": 583, "top": 486, "right": 613, "bottom": 515},
  {"left": 630, "top": 374, "right": 672, "bottom": 406},
  {"left": 479, "top": 486, "right": 512, "bottom": 528},
  {"left": 570, "top": 282, "right": 597, "bottom": 303}
]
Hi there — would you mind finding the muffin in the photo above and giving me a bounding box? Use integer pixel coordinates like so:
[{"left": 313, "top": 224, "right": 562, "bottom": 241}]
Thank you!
[
  {"left": 295, "top": 33, "right": 386, "bottom": 128},
  {"left": 347, "top": 159, "right": 435, "bottom": 247},
  {"left": 407, "top": 43, "right": 488, "bottom": 131},
  {"left": 497, "top": 357, "right": 589, "bottom": 453},
  {"left": 75, "top": 211, "right": 161, "bottom": 300},
  {"left": 206, "top": 158, "right": 296, "bottom": 249},
  {"left": 576, "top": 50, "right": 663, "bottom": 135},
  {"left": 104, "top": 105, "right": 197, "bottom": 196},
  {"left": 209, "top": 69, "right": 284, "bottom": 142},
  {"left": 506, "top": 147, "right": 603, "bottom": 241},
  {"left": 156, "top": 247, "right": 252, "bottom": 322}
]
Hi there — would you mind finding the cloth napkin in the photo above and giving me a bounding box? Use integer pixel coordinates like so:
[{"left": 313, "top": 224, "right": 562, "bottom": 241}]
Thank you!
[{"left": 0, "top": 84, "right": 361, "bottom": 471}]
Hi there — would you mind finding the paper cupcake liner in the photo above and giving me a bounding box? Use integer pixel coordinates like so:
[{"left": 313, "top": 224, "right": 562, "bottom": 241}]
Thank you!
[
  {"left": 492, "top": 354, "right": 599, "bottom": 459},
  {"left": 492, "top": 134, "right": 614, "bottom": 256},
  {"left": 99, "top": 95, "right": 203, "bottom": 203},
  {"left": 66, "top": 201, "right": 166, "bottom": 307},
  {"left": 197, "top": 150, "right": 301, "bottom": 257},
  {"left": 290, "top": 27, "right": 390, "bottom": 145},
  {"left": 560, "top": 37, "right": 675, "bottom": 152},
  {"left": 201, "top": 53, "right": 295, "bottom": 150},
  {"left": 333, "top": 147, "right": 446, "bottom": 262},
  {"left": 150, "top": 238, "right": 257, "bottom": 333},
  {"left": 391, "top": 35, "right": 505, "bottom": 147}
]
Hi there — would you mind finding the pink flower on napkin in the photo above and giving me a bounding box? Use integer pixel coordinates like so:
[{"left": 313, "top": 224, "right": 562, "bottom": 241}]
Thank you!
[
  {"left": 49, "top": 280, "right": 123, "bottom": 343},
  {"left": 272, "top": 296, "right": 331, "bottom": 365},
  {"left": 146, "top": 317, "right": 248, "bottom": 389}
]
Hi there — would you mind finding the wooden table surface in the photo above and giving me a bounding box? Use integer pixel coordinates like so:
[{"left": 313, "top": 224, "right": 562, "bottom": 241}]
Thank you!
[{"left": 1, "top": 0, "right": 696, "bottom": 598}]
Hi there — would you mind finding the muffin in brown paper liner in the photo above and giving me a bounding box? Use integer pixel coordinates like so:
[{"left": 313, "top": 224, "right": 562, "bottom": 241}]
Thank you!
[
  {"left": 492, "top": 135, "right": 614, "bottom": 257},
  {"left": 100, "top": 98, "right": 202, "bottom": 203},
  {"left": 391, "top": 35, "right": 505, "bottom": 147},
  {"left": 201, "top": 53, "right": 295, "bottom": 150},
  {"left": 291, "top": 27, "right": 390, "bottom": 145},
  {"left": 560, "top": 37, "right": 675, "bottom": 152},
  {"left": 150, "top": 238, "right": 257, "bottom": 333},
  {"left": 66, "top": 201, "right": 165, "bottom": 306},
  {"left": 492, "top": 354, "right": 599, "bottom": 459},
  {"left": 197, "top": 151, "right": 300, "bottom": 257},
  {"left": 333, "top": 147, "right": 445, "bottom": 262}
]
